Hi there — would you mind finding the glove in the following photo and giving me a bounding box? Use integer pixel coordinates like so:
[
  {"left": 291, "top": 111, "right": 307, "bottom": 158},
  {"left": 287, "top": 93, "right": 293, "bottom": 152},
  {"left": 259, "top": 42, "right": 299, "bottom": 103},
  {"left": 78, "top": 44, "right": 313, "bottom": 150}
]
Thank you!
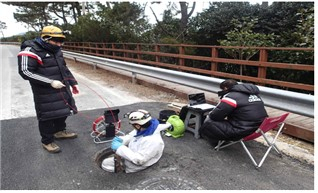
[
  {"left": 111, "top": 140, "right": 123, "bottom": 151},
  {"left": 113, "top": 136, "right": 123, "bottom": 143},
  {"left": 51, "top": 80, "right": 65, "bottom": 89},
  {"left": 71, "top": 85, "right": 79, "bottom": 94}
]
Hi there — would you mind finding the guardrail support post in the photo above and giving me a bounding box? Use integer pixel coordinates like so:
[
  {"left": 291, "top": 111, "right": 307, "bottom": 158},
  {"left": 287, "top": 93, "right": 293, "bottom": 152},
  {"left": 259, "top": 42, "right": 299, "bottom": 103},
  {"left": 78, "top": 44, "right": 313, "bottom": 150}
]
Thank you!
[{"left": 132, "top": 72, "right": 137, "bottom": 84}]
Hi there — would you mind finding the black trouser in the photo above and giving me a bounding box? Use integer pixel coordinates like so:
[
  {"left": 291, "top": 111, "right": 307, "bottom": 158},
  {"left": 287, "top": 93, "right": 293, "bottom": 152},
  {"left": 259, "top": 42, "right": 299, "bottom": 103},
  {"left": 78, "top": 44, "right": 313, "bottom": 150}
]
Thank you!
[
  {"left": 199, "top": 117, "right": 240, "bottom": 145},
  {"left": 39, "top": 116, "right": 67, "bottom": 144},
  {"left": 199, "top": 117, "right": 254, "bottom": 146}
]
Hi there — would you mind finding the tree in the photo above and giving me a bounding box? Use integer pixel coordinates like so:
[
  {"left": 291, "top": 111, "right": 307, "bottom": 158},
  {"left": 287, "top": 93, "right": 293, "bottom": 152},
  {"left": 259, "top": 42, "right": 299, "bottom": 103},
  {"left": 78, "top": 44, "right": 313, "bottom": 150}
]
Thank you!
[
  {"left": 257, "top": 1, "right": 314, "bottom": 47},
  {"left": 3, "top": 2, "right": 82, "bottom": 32},
  {"left": 10, "top": 2, "right": 51, "bottom": 31},
  {"left": 218, "top": 17, "right": 275, "bottom": 76},
  {"left": 0, "top": 20, "right": 7, "bottom": 38},
  {"left": 219, "top": 17, "right": 275, "bottom": 60},
  {"left": 69, "top": 13, "right": 106, "bottom": 42},
  {"left": 48, "top": 2, "right": 82, "bottom": 26},
  {"left": 189, "top": 2, "right": 258, "bottom": 45},
  {"left": 179, "top": 2, "right": 196, "bottom": 42},
  {"left": 265, "top": 5, "right": 314, "bottom": 91},
  {"left": 71, "top": 2, "right": 150, "bottom": 43},
  {"left": 292, "top": 7, "right": 314, "bottom": 48},
  {"left": 98, "top": 2, "right": 150, "bottom": 43},
  {"left": 149, "top": 1, "right": 196, "bottom": 43}
]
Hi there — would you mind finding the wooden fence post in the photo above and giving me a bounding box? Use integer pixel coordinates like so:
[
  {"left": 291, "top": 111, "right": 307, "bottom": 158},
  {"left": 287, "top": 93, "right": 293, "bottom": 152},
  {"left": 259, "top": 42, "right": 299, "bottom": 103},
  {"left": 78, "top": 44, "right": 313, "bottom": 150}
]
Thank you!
[
  {"left": 179, "top": 45, "right": 185, "bottom": 67},
  {"left": 136, "top": 44, "right": 141, "bottom": 62},
  {"left": 211, "top": 47, "right": 218, "bottom": 73},
  {"left": 112, "top": 43, "right": 116, "bottom": 56},
  {"left": 155, "top": 45, "right": 160, "bottom": 63},
  {"left": 258, "top": 49, "right": 268, "bottom": 85},
  {"left": 123, "top": 44, "right": 128, "bottom": 58},
  {"left": 103, "top": 43, "right": 106, "bottom": 55}
]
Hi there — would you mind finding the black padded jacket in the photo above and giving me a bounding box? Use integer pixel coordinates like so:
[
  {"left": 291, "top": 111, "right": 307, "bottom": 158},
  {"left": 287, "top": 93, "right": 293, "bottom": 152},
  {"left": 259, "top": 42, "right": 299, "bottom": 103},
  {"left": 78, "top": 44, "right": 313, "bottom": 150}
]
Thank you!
[
  {"left": 208, "top": 83, "right": 268, "bottom": 136},
  {"left": 17, "top": 39, "right": 77, "bottom": 121}
]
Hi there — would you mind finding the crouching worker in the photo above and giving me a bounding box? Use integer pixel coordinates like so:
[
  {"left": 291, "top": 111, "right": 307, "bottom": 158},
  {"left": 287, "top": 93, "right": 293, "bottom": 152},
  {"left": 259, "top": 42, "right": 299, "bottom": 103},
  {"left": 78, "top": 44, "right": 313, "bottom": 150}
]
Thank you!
[{"left": 101, "top": 109, "right": 171, "bottom": 173}]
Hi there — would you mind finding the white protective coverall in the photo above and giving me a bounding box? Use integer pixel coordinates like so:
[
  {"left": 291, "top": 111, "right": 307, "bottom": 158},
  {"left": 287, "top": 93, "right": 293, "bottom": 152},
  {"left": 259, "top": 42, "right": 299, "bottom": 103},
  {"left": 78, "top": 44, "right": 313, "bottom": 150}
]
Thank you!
[{"left": 101, "top": 122, "right": 171, "bottom": 173}]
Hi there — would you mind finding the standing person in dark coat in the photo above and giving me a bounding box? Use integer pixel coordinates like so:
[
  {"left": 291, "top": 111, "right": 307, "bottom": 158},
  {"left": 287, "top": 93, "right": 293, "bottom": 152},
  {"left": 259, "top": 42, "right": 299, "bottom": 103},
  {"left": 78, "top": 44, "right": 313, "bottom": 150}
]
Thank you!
[
  {"left": 199, "top": 79, "right": 268, "bottom": 146},
  {"left": 17, "top": 25, "right": 79, "bottom": 153}
]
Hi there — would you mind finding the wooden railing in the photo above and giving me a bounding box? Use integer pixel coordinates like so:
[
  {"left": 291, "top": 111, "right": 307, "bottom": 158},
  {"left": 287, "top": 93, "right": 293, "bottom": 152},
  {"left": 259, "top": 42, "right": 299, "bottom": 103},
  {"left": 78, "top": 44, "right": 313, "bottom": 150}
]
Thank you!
[{"left": 63, "top": 42, "right": 314, "bottom": 93}]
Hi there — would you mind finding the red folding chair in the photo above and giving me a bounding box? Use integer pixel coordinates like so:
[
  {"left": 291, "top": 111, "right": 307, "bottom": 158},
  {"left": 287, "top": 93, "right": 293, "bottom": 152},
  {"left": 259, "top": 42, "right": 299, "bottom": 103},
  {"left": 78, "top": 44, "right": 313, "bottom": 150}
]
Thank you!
[{"left": 214, "top": 113, "right": 289, "bottom": 168}]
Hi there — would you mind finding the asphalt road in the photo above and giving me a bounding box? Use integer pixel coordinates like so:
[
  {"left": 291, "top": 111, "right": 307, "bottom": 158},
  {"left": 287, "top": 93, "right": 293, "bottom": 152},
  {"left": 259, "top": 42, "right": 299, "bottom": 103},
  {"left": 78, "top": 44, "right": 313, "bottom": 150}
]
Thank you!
[
  {"left": 0, "top": 101, "right": 314, "bottom": 190},
  {"left": 0, "top": 45, "right": 314, "bottom": 190}
]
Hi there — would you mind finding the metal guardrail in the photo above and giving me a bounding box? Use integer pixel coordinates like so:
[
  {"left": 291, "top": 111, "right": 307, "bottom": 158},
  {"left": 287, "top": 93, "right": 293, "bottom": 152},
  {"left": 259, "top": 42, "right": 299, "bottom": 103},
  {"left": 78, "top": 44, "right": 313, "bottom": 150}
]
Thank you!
[
  {"left": 63, "top": 42, "right": 314, "bottom": 92},
  {"left": 0, "top": 42, "right": 20, "bottom": 45},
  {"left": 63, "top": 51, "right": 314, "bottom": 117}
]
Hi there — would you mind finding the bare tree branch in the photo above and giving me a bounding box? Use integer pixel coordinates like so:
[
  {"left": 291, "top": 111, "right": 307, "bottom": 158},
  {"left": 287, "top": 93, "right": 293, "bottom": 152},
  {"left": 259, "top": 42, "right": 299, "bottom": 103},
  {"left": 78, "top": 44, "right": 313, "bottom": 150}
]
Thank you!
[{"left": 149, "top": 3, "right": 174, "bottom": 36}]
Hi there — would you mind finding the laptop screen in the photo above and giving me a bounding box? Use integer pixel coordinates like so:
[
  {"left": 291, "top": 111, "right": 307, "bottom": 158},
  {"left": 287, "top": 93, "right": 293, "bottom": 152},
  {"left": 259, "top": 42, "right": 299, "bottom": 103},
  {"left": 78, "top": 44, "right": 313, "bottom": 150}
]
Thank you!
[{"left": 188, "top": 93, "right": 206, "bottom": 106}]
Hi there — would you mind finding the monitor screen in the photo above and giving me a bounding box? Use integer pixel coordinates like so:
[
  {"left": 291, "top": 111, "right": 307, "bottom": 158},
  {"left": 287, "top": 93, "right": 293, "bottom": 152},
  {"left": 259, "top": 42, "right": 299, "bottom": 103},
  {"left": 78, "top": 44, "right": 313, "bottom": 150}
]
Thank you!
[{"left": 188, "top": 93, "right": 206, "bottom": 106}]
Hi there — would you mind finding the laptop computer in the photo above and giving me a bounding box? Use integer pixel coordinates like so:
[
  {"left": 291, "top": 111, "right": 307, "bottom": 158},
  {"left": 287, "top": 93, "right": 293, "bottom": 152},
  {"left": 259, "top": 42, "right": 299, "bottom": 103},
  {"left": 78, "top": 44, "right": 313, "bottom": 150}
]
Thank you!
[{"left": 188, "top": 93, "right": 215, "bottom": 110}]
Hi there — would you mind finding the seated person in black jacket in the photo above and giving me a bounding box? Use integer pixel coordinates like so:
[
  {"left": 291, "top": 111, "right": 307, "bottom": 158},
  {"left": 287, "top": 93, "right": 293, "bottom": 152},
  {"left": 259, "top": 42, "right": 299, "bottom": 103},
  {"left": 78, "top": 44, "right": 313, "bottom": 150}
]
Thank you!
[{"left": 199, "top": 79, "right": 268, "bottom": 146}]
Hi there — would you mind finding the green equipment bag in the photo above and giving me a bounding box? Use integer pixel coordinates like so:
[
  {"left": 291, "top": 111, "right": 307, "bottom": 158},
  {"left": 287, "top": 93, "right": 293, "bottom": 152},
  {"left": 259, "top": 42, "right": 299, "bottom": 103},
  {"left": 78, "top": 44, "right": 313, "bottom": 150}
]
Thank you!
[{"left": 166, "top": 115, "right": 185, "bottom": 138}]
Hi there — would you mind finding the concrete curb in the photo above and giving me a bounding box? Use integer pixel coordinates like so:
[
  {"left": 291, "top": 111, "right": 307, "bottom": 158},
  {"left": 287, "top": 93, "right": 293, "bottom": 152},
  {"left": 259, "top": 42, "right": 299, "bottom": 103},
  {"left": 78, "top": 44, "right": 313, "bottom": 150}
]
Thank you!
[{"left": 255, "top": 137, "right": 314, "bottom": 165}]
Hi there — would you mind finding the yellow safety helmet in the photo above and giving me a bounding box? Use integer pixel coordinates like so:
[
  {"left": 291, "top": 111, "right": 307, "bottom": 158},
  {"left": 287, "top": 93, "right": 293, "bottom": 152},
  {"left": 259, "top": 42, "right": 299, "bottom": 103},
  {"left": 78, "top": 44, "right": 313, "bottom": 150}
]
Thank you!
[{"left": 41, "top": 25, "right": 66, "bottom": 39}]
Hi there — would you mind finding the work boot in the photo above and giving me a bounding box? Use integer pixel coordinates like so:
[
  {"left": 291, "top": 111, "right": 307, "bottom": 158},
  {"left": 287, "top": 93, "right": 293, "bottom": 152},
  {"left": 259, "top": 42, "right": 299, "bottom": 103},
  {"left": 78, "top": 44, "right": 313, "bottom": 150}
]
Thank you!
[
  {"left": 54, "top": 130, "right": 78, "bottom": 139},
  {"left": 42, "top": 142, "right": 61, "bottom": 153}
]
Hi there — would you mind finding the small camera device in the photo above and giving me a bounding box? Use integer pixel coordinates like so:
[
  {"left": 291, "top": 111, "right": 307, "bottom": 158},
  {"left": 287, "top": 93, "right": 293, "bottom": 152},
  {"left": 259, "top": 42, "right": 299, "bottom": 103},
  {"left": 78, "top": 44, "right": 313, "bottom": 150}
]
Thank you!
[{"left": 91, "top": 109, "right": 124, "bottom": 144}]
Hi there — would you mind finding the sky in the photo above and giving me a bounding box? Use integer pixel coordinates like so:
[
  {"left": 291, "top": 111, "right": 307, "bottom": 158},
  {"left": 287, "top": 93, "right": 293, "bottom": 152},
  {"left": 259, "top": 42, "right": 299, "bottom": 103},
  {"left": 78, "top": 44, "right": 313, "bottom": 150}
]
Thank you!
[{"left": 0, "top": 1, "right": 270, "bottom": 38}]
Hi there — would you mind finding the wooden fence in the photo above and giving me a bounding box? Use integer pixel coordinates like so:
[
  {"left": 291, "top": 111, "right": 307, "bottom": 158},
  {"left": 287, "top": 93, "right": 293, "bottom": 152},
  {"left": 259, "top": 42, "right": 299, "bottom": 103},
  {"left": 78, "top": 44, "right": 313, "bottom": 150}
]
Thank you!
[{"left": 63, "top": 42, "right": 314, "bottom": 93}]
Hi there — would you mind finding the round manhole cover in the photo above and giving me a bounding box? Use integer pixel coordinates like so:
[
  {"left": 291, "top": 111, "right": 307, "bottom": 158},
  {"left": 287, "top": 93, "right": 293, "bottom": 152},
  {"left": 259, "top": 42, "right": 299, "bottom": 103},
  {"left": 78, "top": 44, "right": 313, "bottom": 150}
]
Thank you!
[{"left": 134, "top": 176, "right": 204, "bottom": 190}]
